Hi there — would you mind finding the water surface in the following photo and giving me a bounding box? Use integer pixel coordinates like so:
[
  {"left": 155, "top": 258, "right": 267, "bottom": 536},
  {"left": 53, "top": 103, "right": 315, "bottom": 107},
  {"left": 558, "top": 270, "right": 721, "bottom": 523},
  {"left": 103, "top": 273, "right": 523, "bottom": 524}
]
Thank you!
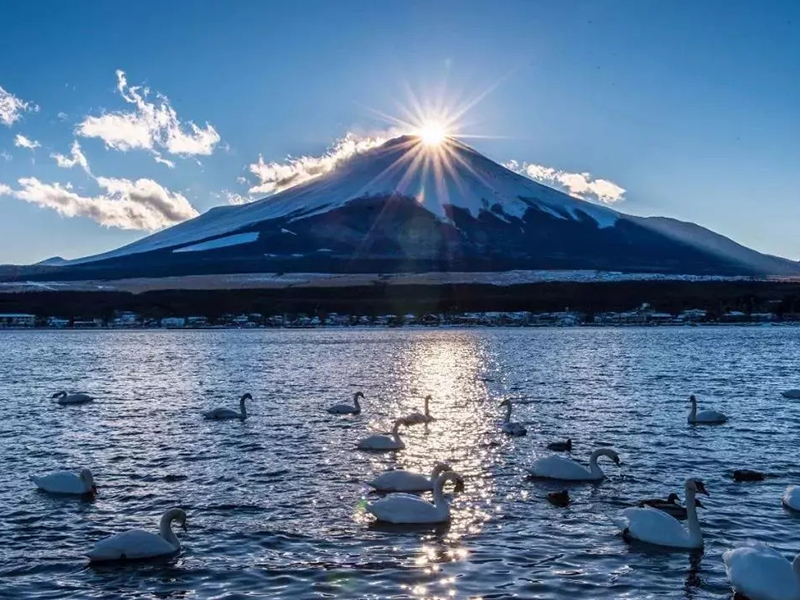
[{"left": 1, "top": 327, "right": 799, "bottom": 599}]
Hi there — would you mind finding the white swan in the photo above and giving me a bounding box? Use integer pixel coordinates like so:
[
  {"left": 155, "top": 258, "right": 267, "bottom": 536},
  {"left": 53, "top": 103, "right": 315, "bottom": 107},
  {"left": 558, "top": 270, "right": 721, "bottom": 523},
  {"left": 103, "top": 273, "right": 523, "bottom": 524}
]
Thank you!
[
  {"left": 367, "top": 471, "right": 464, "bottom": 524},
  {"left": 783, "top": 389, "right": 800, "bottom": 399},
  {"left": 357, "top": 418, "right": 407, "bottom": 451},
  {"left": 688, "top": 394, "right": 727, "bottom": 424},
  {"left": 528, "top": 448, "right": 620, "bottom": 481},
  {"left": 52, "top": 391, "right": 93, "bottom": 405},
  {"left": 613, "top": 478, "right": 708, "bottom": 550},
  {"left": 32, "top": 468, "right": 96, "bottom": 496},
  {"left": 404, "top": 395, "right": 434, "bottom": 425},
  {"left": 87, "top": 508, "right": 187, "bottom": 562},
  {"left": 328, "top": 391, "right": 364, "bottom": 415},
  {"left": 368, "top": 461, "right": 452, "bottom": 492},
  {"left": 500, "top": 399, "right": 527, "bottom": 436},
  {"left": 202, "top": 393, "right": 252, "bottom": 420},
  {"left": 783, "top": 486, "right": 800, "bottom": 511},
  {"left": 724, "top": 542, "right": 800, "bottom": 600}
]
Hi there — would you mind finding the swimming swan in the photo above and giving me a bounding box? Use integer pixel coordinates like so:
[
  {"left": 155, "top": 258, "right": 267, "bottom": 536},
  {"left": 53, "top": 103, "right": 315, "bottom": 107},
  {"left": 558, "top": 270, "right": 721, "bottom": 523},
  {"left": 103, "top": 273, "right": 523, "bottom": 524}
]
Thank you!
[
  {"left": 614, "top": 478, "right": 708, "bottom": 550},
  {"left": 499, "top": 399, "right": 527, "bottom": 436},
  {"left": 368, "top": 461, "right": 452, "bottom": 493},
  {"left": 202, "top": 393, "right": 252, "bottom": 420},
  {"left": 87, "top": 508, "right": 187, "bottom": 562},
  {"left": 328, "top": 391, "right": 364, "bottom": 415},
  {"left": 32, "top": 468, "right": 96, "bottom": 496},
  {"left": 688, "top": 394, "right": 727, "bottom": 424},
  {"left": 724, "top": 542, "right": 800, "bottom": 600},
  {"left": 357, "top": 418, "right": 408, "bottom": 451},
  {"left": 404, "top": 395, "right": 434, "bottom": 424},
  {"left": 367, "top": 471, "right": 464, "bottom": 524},
  {"left": 52, "top": 391, "right": 93, "bottom": 405},
  {"left": 783, "top": 486, "right": 800, "bottom": 511},
  {"left": 782, "top": 390, "right": 800, "bottom": 399},
  {"left": 528, "top": 448, "right": 620, "bottom": 481}
]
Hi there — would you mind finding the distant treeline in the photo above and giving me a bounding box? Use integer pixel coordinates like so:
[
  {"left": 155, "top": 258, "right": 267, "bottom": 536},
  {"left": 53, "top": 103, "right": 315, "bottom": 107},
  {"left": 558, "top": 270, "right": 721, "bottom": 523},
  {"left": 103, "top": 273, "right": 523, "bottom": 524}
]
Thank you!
[{"left": 3, "top": 280, "right": 800, "bottom": 320}]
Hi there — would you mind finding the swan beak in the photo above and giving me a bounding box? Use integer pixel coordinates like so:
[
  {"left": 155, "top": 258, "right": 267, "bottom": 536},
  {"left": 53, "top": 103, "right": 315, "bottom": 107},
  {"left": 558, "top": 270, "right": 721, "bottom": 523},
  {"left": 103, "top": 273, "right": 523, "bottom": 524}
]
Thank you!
[
  {"left": 695, "top": 499, "right": 705, "bottom": 508},
  {"left": 454, "top": 479, "right": 466, "bottom": 493}
]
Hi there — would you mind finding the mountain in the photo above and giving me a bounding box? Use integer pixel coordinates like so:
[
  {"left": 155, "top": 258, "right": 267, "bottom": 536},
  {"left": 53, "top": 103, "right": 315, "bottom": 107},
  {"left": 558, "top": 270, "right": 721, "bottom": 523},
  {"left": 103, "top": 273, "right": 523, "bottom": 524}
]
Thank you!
[{"left": 12, "top": 135, "right": 800, "bottom": 280}]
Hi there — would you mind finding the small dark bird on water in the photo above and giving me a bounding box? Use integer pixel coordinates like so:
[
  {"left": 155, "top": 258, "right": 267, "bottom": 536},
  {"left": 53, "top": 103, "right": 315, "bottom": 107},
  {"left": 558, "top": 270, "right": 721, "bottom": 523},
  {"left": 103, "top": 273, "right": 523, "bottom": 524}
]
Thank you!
[
  {"left": 547, "top": 439, "right": 572, "bottom": 452},
  {"left": 547, "top": 490, "right": 570, "bottom": 507},
  {"left": 637, "top": 493, "right": 704, "bottom": 520},
  {"left": 732, "top": 470, "right": 770, "bottom": 482}
]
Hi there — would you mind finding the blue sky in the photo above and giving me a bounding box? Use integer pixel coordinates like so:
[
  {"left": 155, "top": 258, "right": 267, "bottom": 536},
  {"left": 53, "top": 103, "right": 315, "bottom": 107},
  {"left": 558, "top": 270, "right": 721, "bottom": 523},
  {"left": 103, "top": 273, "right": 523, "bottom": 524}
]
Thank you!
[{"left": 1, "top": 0, "right": 799, "bottom": 264}]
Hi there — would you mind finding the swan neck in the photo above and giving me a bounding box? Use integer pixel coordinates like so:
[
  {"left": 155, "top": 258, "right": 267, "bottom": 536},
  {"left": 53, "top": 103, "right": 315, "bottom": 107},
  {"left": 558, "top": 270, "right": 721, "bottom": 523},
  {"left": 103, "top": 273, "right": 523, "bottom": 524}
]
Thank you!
[
  {"left": 689, "top": 398, "right": 697, "bottom": 421},
  {"left": 240, "top": 396, "right": 247, "bottom": 419},
  {"left": 504, "top": 402, "right": 512, "bottom": 423},
  {"left": 792, "top": 554, "right": 800, "bottom": 581},
  {"left": 424, "top": 396, "right": 430, "bottom": 416},
  {"left": 159, "top": 512, "right": 180, "bottom": 547},
  {"left": 588, "top": 450, "right": 604, "bottom": 477},
  {"left": 353, "top": 394, "right": 361, "bottom": 410},
  {"left": 432, "top": 475, "right": 453, "bottom": 518},
  {"left": 392, "top": 420, "right": 402, "bottom": 439},
  {"left": 684, "top": 485, "right": 702, "bottom": 545}
]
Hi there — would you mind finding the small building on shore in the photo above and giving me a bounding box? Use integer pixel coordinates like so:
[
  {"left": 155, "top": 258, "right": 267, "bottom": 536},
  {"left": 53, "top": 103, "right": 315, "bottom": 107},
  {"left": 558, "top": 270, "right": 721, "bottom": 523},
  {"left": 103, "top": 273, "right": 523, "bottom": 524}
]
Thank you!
[{"left": 0, "top": 313, "right": 36, "bottom": 327}]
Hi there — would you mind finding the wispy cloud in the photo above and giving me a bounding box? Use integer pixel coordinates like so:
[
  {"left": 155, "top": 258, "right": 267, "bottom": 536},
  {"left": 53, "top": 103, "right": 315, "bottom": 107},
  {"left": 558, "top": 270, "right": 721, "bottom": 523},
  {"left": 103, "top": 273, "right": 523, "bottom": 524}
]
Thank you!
[
  {"left": 2, "top": 143, "right": 197, "bottom": 230},
  {"left": 0, "top": 85, "right": 37, "bottom": 127},
  {"left": 51, "top": 141, "right": 91, "bottom": 174},
  {"left": 0, "top": 151, "right": 11, "bottom": 162},
  {"left": 0, "top": 176, "right": 198, "bottom": 231},
  {"left": 76, "top": 70, "right": 221, "bottom": 163},
  {"left": 504, "top": 160, "right": 626, "bottom": 204},
  {"left": 14, "top": 134, "right": 40, "bottom": 151},
  {"left": 246, "top": 131, "right": 396, "bottom": 196},
  {"left": 223, "top": 191, "right": 251, "bottom": 205}
]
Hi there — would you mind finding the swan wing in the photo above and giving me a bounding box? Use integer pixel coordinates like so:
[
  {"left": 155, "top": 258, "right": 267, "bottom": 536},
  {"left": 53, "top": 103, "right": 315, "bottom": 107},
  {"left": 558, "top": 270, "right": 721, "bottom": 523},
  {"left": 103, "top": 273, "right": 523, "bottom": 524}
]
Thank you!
[
  {"left": 203, "top": 408, "right": 240, "bottom": 420},
  {"left": 528, "top": 456, "right": 592, "bottom": 480},
  {"left": 32, "top": 471, "right": 87, "bottom": 494},
  {"left": 357, "top": 435, "right": 402, "bottom": 450},
  {"left": 783, "top": 486, "right": 800, "bottom": 511},
  {"left": 782, "top": 390, "right": 800, "bottom": 399},
  {"left": 369, "top": 471, "right": 431, "bottom": 492},
  {"left": 327, "top": 404, "right": 357, "bottom": 414},
  {"left": 695, "top": 410, "right": 726, "bottom": 423},
  {"left": 59, "top": 393, "right": 93, "bottom": 405},
  {"left": 620, "top": 507, "right": 694, "bottom": 548},
  {"left": 367, "top": 494, "right": 442, "bottom": 524},
  {"left": 724, "top": 544, "right": 800, "bottom": 600},
  {"left": 87, "top": 530, "right": 177, "bottom": 561}
]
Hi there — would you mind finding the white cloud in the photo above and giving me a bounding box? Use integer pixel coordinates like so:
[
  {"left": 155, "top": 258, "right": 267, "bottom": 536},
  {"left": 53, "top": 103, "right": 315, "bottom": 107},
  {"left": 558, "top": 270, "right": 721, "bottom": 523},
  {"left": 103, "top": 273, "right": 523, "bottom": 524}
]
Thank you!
[
  {"left": 0, "top": 85, "right": 37, "bottom": 127},
  {"left": 14, "top": 134, "right": 40, "bottom": 151},
  {"left": 56, "top": 112, "right": 68, "bottom": 121},
  {"left": 51, "top": 141, "right": 91, "bottom": 174},
  {"left": 0, "top": 151, "right": 10, "bottom": 162},
  {"left": 504, "top": 160, "right": 626, "bottom": 204},
  {"left": 0, "top": 183, "right": 10, "bottom": 195},
  {"left": 247, "top": 131, "right": 394, "bottom": 196},
  {"left": 2, "top": 176, "right": 198, "bottom": 231},
  {"left": 224, "top": 191, "right": 251, "bottom": 205},
  {"left": 76, "top": 70, "right": 221, "bottom": 162},
  {"left": 153, "top": 153, "right": 175, "bottom": 168}
]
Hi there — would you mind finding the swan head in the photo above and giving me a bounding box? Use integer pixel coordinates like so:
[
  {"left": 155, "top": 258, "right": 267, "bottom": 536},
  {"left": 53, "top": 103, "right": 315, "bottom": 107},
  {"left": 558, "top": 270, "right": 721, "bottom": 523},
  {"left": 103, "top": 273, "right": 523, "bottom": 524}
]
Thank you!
[
  {"left": 689, "top": 394, "right": 697, "bottom": 403},
  {"left": 171, "top": 508, "right": 188, "bottom": 531},
  {"left": 431, "top": 461, "right": 452, "bottom": 479},
  {"left": 667, "top": 493, "right": 680, "bottom": 504},
  {"left": 687, "top": 478, "right": 709, "bottom": 496},
  {"left": 438, "top": 471, "right": 465, "bottom": 493},
  {"left": 354, "top": 391, "right": 365, "bottom": 400},
  {"left": 80, "top": 469, "right": 97, "bottom": 494},
  {"left": 241, "top": 393, "right": 253, "bottom": 401},
  {"left": 499, "top": 399, "right": 511, "bottom": 408},
  {"left": 51, "top": 391, "right": 66, "bottom": 399}
]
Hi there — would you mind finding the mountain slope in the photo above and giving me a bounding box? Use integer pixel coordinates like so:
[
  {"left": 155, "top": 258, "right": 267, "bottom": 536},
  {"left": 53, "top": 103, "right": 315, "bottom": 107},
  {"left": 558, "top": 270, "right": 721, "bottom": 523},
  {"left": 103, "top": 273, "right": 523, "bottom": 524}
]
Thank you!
[{"left": 12, "top": 135, "right": 800, "bottom": 280}]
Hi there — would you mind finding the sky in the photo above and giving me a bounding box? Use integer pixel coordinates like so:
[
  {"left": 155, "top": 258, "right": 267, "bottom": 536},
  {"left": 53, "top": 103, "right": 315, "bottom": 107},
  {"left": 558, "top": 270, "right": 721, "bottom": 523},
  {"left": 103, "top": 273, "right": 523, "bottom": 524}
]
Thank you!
[{"left": 0, "top": 0, "right": 799, "bottom": 264}]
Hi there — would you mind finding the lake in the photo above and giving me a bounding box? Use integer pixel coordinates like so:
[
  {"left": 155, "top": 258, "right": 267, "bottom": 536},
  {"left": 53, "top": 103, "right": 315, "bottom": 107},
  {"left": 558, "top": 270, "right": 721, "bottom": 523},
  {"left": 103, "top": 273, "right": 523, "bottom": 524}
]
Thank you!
[{"left": 1, "top": 327, "right": 798, "bottom": 599}]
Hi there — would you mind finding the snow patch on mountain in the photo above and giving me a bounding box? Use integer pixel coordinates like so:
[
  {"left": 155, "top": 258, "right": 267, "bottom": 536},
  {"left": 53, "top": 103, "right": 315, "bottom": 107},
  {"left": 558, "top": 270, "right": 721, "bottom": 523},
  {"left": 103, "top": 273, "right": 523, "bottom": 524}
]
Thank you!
[{"left": 172, "top": 231, "right": 260, "bottom": 253}]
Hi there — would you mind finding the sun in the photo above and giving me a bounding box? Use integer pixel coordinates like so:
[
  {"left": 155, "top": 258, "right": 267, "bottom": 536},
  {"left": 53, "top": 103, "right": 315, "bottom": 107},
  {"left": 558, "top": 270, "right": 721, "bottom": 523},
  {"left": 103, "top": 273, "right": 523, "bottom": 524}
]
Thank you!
[{"left": 415, "top": 120, "right": 448, "bottom": 146}]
